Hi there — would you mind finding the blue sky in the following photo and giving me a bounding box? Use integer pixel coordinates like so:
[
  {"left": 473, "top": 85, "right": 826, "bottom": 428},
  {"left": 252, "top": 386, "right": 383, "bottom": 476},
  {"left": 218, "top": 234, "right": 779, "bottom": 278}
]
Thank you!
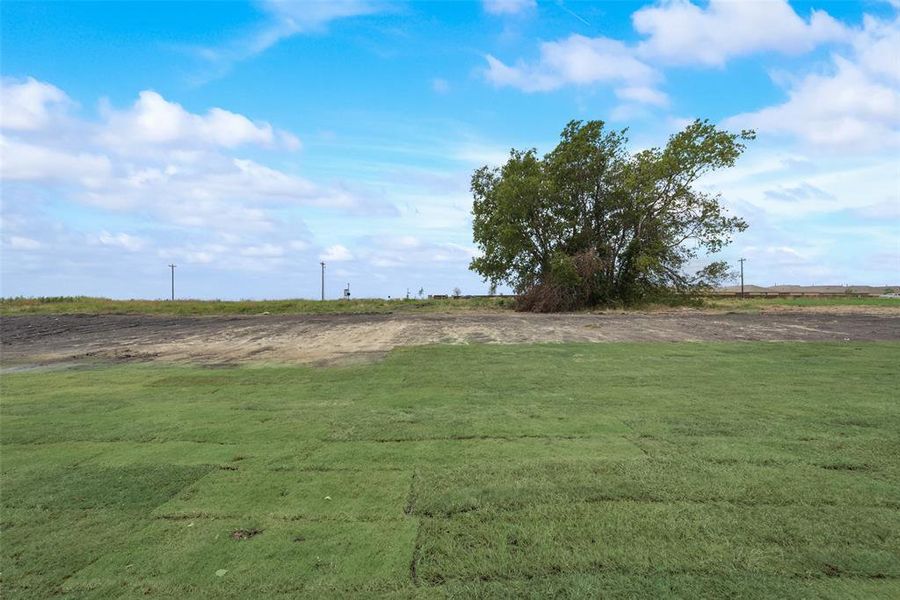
[{"left": 1, "top": 0, "right": 898, "bottom": 299}]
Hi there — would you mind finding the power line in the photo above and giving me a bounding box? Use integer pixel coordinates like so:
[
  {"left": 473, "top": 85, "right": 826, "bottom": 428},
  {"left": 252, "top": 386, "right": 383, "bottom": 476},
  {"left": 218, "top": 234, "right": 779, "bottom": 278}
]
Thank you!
[
  {"left": 738, "top": 258, "right": 746, "bottom": 300},
  {"left": 320, "top": 261, "right": 325, "bottom": 301}
]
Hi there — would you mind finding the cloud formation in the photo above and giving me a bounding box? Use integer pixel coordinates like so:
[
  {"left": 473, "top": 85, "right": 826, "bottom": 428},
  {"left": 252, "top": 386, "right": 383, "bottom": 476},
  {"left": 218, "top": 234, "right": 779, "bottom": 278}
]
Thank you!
[
  {"left": 93, "top": 231, "right": 146, "bottom": 252},
  {"left": 485, "top": 34, "right": 663, "bottom": 104},
  {"left": 0, "top": 77, "right": 392, "bottom": 283},
  {"left": 99, "top": 90, "right": 300, "bottom": 151},
  {"left": 482, "top": 0, "right": 854, "bottom": 110},
  {"left": 320, "top": 244, "right": 354, "bottom": 262},
  {"left": 633, "top": 0, "right": 848, "bottom": 66},
  {"left": 725, "top": 15, "right": 900, "bottom": 152},
  {"left": 0, "top": 78, "right": 372, "bottom": 226},
  {"left": 0, "top": 77, "right": 71, "bottom": 131}
]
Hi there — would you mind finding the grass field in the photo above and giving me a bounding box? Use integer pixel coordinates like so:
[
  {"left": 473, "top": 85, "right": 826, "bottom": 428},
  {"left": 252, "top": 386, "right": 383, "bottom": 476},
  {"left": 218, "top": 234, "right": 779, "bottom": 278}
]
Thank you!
[
  {"left": 707, "top": 296, "right": 900, "bottom": 310},
  {"left": 1, "top": 294, "right": 896, "bottom": 316},
  {"left": 0, "top": 296, "right": 512, "bottom": 316},
  {"left": 2, "top": 342, "right": 898, "bottom": 598}
]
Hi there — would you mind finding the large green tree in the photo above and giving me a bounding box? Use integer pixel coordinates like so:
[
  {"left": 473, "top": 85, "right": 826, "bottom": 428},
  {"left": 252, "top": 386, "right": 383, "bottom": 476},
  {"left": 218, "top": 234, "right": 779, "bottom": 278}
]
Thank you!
[{"left": 469, "top": 119, "right": 753, "bottom": 311}]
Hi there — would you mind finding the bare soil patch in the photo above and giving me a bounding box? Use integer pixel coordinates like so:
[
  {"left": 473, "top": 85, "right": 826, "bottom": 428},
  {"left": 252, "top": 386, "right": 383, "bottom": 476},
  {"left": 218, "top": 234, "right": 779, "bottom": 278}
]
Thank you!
[
  {"left": 2, "top": 309, "right": 898, "bottom": 368},
  {"left": 230, "top": 529, "right": 262, "bottom": 541}
]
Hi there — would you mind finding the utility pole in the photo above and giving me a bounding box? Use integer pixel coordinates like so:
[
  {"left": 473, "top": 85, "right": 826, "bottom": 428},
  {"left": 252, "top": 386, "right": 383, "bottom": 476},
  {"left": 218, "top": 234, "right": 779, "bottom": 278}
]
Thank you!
[
  {"left": 168, "top": 264, "right": 176, "bottom": 301},
  {"left": 738, "top": 258, "right": 746, "bottom": 299},
  {"left": 320, "top": 261, "right": 325, "bottom": 301}
]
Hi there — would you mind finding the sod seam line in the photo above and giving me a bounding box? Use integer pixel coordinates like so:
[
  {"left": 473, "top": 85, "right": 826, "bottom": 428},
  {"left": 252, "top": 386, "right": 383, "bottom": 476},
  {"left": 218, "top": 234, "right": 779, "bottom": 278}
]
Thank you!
[
  {"left": 321, "top": 434, "right": 595, "bottom": 442},
  {"left": 152, "top": 513, "right": 412, "bottom": 523},
  {"left": 410, "top": 497, "right": 900, "bottom": 518},
  {"left": 420, "top": 569, "right": 900, "bottom": 588}
]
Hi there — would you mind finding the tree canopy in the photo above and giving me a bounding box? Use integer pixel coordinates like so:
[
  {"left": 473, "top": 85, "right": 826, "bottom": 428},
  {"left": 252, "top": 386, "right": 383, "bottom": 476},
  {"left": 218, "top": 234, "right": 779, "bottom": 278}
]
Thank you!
[{"left": 469, "top": 119, "right": 753, "bottom": 311}]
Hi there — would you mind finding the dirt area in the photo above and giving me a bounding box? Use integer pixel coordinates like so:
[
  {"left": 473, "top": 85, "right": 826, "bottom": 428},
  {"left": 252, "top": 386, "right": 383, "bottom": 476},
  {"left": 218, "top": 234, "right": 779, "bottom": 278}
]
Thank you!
[{"left": 2, "top": 308, "right": 898, "bottom": 369}]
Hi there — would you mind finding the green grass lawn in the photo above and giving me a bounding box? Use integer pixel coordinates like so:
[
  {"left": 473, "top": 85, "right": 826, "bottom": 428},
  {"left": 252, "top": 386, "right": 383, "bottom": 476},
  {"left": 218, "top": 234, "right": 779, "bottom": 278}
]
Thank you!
[{"left": 2, "top": 342, "right": 899, "bottom": 598}]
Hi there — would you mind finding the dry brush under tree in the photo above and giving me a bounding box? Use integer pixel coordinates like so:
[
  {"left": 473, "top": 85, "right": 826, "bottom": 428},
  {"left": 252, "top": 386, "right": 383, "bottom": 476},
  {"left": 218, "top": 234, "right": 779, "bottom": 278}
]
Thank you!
[{"left": 469, "top": 119, "right": 754, "bottom": 311}]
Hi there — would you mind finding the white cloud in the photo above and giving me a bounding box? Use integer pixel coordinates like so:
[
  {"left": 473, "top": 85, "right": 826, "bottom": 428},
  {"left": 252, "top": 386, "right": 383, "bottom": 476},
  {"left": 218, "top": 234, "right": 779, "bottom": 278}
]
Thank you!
[
  {"left": 157, "top": 242, "right": 245, "bottom": 266},
  {"left": 484, "top": 34, "right": 664, "bottom": 103},
  {"left": 240, "top": 243, "right": 285, "bottom": 257},
  {"left": 359, "top": 235, "right": 477, "bottom": 269},
  {"left": 0, "top": 77, "right": 70, "bottom": 131},
  {"left": 483, "top": 0, "right": 536, "bottom": 16},
  {"left": 479, "top": 0, "right": 859, "bottom": 113},
  {"left": 149, "top": 235, "right": 310, "bottom": 272},
  {"left": 853, "top": 14, "right": 900, "bottom": 83},
  {"left": 614, "top": 85, "right": 669, "bottom": 107},
  {"left": 695, "top": 148, "right": 898, "bottom": 285},
  {"left": 8, "top": 235, "right": 42, "bottom": 250},
  {"left": 633, "top": 0, "right": 849, "bottom": 66},
  {"left": 99, "top": 90, "right": 296, "bottom": 150},
  {"left": 47, "top": 153, "right": 368, "bottom": 230},
  {"left": 1, "top": 80, "right": 380, "bottom": 237},
  {"left": 701, "top": 151, "right": 899, "bottom": 219},
  {"left": 724, "top": 15, "right": 900, "bottom": 152},
  {"left": 320, "top": 244, "right": 354, "bottom": 261},
  {"left": 95, "top": 231, "right": 145, "bottom": 251},
  {"left": 75, "top": 159, "right": 368, "bottom": 231},
  {"left": 0, "top": 135, "right": 112, "bottom": 186}
]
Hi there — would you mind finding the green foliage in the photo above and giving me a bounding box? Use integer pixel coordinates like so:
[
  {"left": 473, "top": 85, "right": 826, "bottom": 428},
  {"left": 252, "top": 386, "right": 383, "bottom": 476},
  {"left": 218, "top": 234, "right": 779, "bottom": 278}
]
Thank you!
[
  {"left": 470, "top": 119, "right": 754, "bottom": 310},
  {"left": 2, "top": 342, "right": 899, "bottom": 597}
]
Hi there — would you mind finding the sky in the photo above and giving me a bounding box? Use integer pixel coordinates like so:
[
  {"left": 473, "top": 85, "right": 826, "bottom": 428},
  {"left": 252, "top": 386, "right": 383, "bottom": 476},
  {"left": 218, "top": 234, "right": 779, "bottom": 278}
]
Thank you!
[{"left": 1, "top": 0, "right": 898, "bottom": 300}]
